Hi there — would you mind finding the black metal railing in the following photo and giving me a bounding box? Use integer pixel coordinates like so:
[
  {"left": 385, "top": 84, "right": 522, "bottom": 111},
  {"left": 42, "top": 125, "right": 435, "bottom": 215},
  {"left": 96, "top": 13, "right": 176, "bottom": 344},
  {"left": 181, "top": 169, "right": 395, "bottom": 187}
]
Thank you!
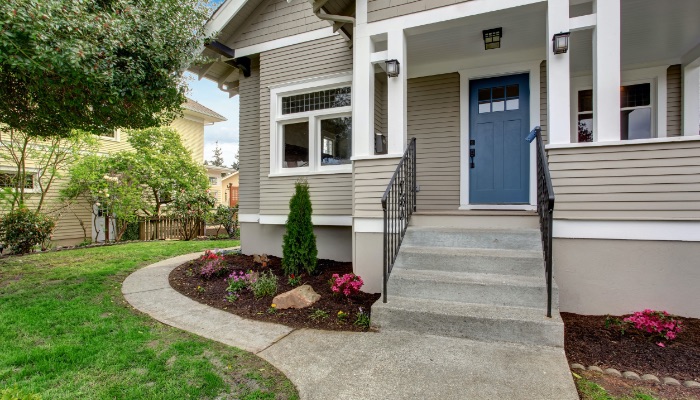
[
  {"left": 381, "top": 137, "right": 417, "bottom": 303},
  {"left": 534, "top": 127, "right": 555, "bottom": 318}
]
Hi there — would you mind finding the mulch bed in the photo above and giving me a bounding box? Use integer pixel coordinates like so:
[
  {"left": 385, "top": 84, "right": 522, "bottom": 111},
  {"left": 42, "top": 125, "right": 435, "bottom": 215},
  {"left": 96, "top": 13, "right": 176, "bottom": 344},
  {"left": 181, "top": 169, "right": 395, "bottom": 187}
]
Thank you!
[
  {"left": 563, "top": 312, "right": 700, "bottom": 381},
  {"left": 169, "top": 253, "right": 380, "bottom": 332},
  {"left": 575, "top": 370, "right": 699, "bottom": 400}
]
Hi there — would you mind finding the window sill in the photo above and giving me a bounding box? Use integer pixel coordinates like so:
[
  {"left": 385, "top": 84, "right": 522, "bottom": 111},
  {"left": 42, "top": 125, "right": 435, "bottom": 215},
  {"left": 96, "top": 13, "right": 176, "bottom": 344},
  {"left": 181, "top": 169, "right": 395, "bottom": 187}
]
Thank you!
[
  {"left": 546, "top": 135, "right": 700, "bottom": 149},
  {"left": 268, "top": 167, "right": 352, "bottom": 178}
]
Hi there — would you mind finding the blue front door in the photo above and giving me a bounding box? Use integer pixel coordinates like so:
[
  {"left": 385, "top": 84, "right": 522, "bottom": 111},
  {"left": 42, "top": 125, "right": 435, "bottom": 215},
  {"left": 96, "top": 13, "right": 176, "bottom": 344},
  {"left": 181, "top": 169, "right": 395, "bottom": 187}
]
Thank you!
[{"left": 469, "top": 74, "right": 530, "bottom": 204}]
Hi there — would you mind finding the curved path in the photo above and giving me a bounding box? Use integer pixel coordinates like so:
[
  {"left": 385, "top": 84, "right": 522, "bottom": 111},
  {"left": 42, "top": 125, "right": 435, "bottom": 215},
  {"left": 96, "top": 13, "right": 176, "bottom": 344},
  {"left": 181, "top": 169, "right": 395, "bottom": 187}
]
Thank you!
[{"left": 123, "top": 251, "right": 578, "bottom": 400}]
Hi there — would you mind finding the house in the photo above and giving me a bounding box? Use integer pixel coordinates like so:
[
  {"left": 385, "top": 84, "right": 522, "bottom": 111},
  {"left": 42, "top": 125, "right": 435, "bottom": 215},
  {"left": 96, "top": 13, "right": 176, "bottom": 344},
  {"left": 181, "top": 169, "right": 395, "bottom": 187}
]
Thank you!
[
  {"left": 195, "top": 0, "right": 700, "bottom": 325},
  {"left": 205, "top": 165, "right": 239, "bottom": 206},
  {"left": 0, "top": 98, "right": 227, "bottom": 246},
  {"left": 221, "top": 171, "right": 240, "bottom": 207}
]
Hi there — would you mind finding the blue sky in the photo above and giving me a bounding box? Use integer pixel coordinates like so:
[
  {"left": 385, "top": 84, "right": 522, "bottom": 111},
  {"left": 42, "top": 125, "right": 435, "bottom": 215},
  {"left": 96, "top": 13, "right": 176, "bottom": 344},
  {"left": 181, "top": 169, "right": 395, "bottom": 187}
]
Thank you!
[{"left": 184, "top": 72, "right": 240, "bottom": 167}]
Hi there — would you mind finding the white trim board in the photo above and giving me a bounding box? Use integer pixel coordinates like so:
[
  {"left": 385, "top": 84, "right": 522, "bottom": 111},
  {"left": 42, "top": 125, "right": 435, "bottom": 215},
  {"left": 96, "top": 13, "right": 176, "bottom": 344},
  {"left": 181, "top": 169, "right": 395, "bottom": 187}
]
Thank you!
[
  {"left": 258, "top": 215, "right": 353, "bottom": 226},
  {"left": 554, "top": 220, "right": 700, "bottom": 242},
  {"left": 353, "top": 218, "right": 384, "bottom": 233},
  {"left": 236, "top": 28, "right": 338, "bottom": 57}
]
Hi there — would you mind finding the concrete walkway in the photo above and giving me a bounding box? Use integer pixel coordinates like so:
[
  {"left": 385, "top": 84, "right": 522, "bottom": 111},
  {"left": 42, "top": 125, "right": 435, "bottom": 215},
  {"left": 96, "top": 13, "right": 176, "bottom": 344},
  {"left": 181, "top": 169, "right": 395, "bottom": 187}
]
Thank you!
[{"left": 122, "top": 251, "right": 578, "bottom": 400}]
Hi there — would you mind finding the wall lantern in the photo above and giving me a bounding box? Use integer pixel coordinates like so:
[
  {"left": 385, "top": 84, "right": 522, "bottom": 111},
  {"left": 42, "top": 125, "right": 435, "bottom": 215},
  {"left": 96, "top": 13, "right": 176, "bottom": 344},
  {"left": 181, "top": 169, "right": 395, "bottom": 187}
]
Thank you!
[
  {"left": 482, "top": 28, "right": 502, "bottom": 50},
  {"left": 386, "top": 59, "right": 400, "bottom": 78},
  {"left": 552, "top": 32, "right": 570, "bottom": 54}
]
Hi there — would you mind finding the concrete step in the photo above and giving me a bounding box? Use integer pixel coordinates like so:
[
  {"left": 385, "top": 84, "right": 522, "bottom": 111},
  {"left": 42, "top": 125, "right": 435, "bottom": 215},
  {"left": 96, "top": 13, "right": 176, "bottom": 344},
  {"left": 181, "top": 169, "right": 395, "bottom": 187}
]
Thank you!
[
  {"left": 371, "top": 296, "right": 564, "bottom": 348},
  {"left": 403, "top": 227, "right": 542, "bottom": 251},
  {"left": 388, "top": 268, "right": 558, "bottom": 309},
  {"left": 395, "top": 245, "right": 543, "bottom": 277},
  {"left": 411, "top": 210, "right": 539, "bottom": 230}
]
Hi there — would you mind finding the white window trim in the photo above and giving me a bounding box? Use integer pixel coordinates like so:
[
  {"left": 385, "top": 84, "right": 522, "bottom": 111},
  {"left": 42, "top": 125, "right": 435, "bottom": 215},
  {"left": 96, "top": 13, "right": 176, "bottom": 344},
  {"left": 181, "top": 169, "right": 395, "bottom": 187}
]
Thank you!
[
  {"left": 269, "top": 74, "right": 353, "bottom": 177},
  {"left": 570, "top": 66, "right": 667, "bottom": 143},
  {"left": 0, "top": 166, "right": 41, "bottom": 193},
  {"left": 98, "top": 129, "right": 121, "bottom": 142}
]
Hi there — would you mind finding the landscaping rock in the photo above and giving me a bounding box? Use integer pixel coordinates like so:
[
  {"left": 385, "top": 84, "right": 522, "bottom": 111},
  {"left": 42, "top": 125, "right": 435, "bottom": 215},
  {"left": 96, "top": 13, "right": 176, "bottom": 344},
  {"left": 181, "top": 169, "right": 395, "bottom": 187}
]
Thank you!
[
  {"left": 663, "top": 377, "right": 681, "bottom": 386},
  {"left": 641, "top": 374, "right": 660, "bottom": 383},
  {"left": 570, "top": 363, "right": 585, "bottom": 371},
  {"left": 587, "top": 366, "right": 603, "bottom": 373},
  {"left": 604, "top": 368, "right": 622, "bottom": 377},
  {"left": 272, "top": 285, "right": 320, "bottom": 310},
  {"left": 622, "top": 371, "right": 640, "bottom": 380},
  {"left": 683, "top": 381, "right": 700, "bottom": 389}
]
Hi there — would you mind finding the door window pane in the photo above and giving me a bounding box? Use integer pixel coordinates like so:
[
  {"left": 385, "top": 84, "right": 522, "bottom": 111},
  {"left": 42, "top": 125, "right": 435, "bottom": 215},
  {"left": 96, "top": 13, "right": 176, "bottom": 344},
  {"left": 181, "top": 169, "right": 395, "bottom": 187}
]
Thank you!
[
  {"left": 478, "top": 88, "right": 491, "bottom": 113},
  {"left": 621, "top": 108, "right": 652, "bottom": 140},
  {"left": 577, "top": 114, "right": 593, "bottom": 143},
  {"left": 320, "top": 117, "right": 352, "bottom": 165},
  {"left": 492, "top": 86, "right": 505, "bottom": 112},
  {"left": 283, "top": 122, "right": 309, "bottom": 168},
  {"left": 506, "top": 85, "right": 519, "bottom": 110}
]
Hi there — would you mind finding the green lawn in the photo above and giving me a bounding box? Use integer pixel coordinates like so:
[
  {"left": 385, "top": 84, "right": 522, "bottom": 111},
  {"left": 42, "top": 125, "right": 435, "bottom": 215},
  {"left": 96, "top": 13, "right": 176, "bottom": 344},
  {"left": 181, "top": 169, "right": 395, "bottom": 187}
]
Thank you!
[
  {"left": 575, "top": 374, "right": 658, "bottom": 400},
  {"left": 0, "top": 240, "right": 298, "bottom": 400}
]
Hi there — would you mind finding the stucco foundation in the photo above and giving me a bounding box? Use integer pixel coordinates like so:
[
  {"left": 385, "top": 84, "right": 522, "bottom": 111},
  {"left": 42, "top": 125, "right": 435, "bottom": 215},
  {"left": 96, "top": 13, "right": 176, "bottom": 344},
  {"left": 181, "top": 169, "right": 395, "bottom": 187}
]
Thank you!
[
  {"left": 240, "top": 222, "right": 352, "bottom": 262},
  {"left": 554, "top": 237, "right": 700, "bottom": 318},
  {"left": 353, "top": 231, "right": 384, "bottom": 294}
]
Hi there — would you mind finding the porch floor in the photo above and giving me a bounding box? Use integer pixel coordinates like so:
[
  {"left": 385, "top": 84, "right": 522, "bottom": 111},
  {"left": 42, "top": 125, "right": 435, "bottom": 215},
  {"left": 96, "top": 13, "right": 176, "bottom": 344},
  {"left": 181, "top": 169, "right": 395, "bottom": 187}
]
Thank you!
[{"left": 124, "top": 250, "right": 578, "bottom": 399}]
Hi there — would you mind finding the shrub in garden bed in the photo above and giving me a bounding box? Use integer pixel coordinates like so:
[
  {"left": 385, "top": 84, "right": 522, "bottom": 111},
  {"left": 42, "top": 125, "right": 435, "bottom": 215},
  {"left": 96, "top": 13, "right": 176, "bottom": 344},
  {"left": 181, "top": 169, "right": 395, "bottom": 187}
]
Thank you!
[
  {"left": 169, "top": 252, "right": 381, "bottom": 332},
  {"left": 0, "top": 207, "right": 55, "bottom": 254}
]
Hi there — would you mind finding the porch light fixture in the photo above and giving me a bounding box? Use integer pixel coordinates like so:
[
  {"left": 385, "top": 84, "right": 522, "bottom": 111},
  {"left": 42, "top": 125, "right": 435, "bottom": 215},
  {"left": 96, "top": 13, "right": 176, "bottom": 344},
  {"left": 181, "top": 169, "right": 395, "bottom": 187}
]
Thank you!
[
  {"left": 386, "top": 59, "right": 400, "bottom": 78},
  {"left": 552, "top": 32, "right": 570, "bottom": 54},
  {"left": 482, "top": 28, "right": 502, "bottom": 50}
]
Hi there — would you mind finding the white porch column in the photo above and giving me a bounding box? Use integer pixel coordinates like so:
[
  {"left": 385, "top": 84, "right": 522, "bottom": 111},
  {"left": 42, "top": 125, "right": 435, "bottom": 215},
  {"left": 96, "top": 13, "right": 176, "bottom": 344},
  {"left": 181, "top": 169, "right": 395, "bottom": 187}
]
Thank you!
[
  {"left": 352, "top": 34, "right": 375, "bottom": 157},
  {"left": 683, "top": 61, "right": 700, "bottom": 136},
  {"left": 387, "top": 29, "right": 407, "bottom": 154},
  {"left": 592, "top": 0, "right": 621, "bottom": 142},
  {"left": 546, "top": 0, "right": 571, "bottom": 144}
]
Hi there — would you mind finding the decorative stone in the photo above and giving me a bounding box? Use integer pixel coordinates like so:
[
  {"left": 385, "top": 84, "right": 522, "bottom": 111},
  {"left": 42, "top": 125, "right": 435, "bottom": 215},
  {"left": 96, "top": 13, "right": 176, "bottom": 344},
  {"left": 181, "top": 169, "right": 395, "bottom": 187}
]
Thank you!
[
  {"left": 604, "top": 368, "right": 622, "bottom": 377},
  {"left": 570, "top": 363, "right": 586, "bottom": 371},
  {"left": 622, "top": 371, "right": 641, "bottom": 380},
  {"left": 683, "top": 380, "right": 700, "bottom": 389},
  {"left": 587, "top": 366, "right": 603, "bottom": 373},
  {"left": 641, "top": 374, "right": 660, "bottom": 383},
  {"left": 663, "top": 377, "right": 681, "bottom": 386},
  {"left": 272, "top": 285, "right": 320, "bottom": 310}
]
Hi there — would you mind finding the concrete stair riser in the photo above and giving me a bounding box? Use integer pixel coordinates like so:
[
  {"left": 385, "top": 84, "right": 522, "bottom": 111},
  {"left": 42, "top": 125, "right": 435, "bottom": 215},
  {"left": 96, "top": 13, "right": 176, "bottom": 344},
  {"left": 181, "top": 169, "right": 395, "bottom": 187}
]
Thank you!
[
  {"left": 403, "top": 228, "right": 542, "bottom": 251},
  {"left": 411, "top": 214, "right": 539, "bottom": 230},
  {"left": 395, "top": 246, "right": 544, "bottom": 277},
  {"left": 388, "top": 269, "right": 559, "bottom": 309},
  {"left": 371, "top": 298, "right": 564, "bottom": 348}
]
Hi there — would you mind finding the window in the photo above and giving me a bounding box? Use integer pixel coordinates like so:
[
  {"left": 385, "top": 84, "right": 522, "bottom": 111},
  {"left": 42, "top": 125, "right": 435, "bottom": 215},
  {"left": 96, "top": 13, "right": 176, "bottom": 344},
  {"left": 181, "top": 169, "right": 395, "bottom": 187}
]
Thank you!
[
  {"left": 209, "top": 177, "right": 217, "bottom": 185},
  {"left": 576, "top": 83, "right": 653, "bottom": 142},
  {"left": 0, "top": 172, "right": 34, "bottom": 189},
  {"left": 478, "top": 85, "right": 519, "bottom": 114},
  {"left": 271, "top": 76, "right": 352, "bottom": 175}
]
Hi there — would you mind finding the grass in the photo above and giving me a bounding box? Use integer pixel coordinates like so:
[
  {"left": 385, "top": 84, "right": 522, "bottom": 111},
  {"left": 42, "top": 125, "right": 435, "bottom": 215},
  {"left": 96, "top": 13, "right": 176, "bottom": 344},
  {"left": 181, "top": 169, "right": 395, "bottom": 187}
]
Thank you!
[
  {"left": 0, "top": 240, "right": 298, "bottom": 400},
  {"left": 575, "top": 374, "right": 658, "bottom": 400}
]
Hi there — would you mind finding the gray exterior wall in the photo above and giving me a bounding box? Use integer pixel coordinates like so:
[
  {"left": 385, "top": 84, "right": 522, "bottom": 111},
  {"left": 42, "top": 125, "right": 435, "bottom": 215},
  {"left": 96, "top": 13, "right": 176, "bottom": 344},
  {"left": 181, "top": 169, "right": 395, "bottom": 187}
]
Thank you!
[
  {"left": 540, "top": 61, "right": 548, "bottom": 144},
  {"left": 231, "top": 0, "right": 329, "bottom": 49},
  {"left": 353, "top": 157, "right": 399, "bottom": 218},
  {"left": 548, "top": 139, "right": 700, "bottom": 220},
  {"left": 367, "top": 0, "right": 473, "bottom": 23},
  {"left": 259, "top": 35, "right": 353, "bottom": 216},
  {"left": 408, "top": 73, "right": 461, "bottom": 210},
  {"left": 239, "top": 58, "right": 261, "bottom": 214},
  {"left": 555, "top": 237, "right": 700, "bottom": 318},
  {"left": 667, "top": 64, "right": 682, "bottom": 137}
]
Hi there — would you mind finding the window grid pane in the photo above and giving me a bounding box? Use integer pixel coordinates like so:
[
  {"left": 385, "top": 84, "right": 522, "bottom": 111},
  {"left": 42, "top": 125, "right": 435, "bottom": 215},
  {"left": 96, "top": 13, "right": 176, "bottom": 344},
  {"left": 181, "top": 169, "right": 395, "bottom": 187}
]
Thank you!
[
  {"left": 282, "top": 87, "right": 351, "bottom": 115},
  {"left": 320, "top": 117, "right": 352, "bottom": 166},
  {"left": 621, "top": 83, "right": 651, "bottom": 108}
]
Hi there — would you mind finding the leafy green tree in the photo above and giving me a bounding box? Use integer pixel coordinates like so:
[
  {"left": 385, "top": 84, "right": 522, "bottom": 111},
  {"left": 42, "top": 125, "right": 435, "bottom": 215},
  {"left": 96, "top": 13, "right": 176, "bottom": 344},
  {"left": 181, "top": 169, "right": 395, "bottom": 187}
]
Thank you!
[
  {"left": 0, "top": 0, "right": 214, "bottom": 138},
  {"left": 282, "top": 179, "right": 318, "bottom": 276},
  {"left": 211, "top": 141, "right": 225, "bottom": 166},
  {"left": 231, "top": 151, "right": 240, "bottom": 170},
  {"left": 170, "top": 189, "right": 215, "bottom": 240},
  {"left": 126, "top": 127, "right": 209, "bottom": 216}
]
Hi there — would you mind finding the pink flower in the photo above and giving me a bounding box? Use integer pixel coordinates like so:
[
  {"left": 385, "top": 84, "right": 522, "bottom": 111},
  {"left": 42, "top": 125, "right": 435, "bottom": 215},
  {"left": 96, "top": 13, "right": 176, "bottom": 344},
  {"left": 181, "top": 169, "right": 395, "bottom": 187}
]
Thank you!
[{"left": 657, "top": 342, "right": 665, "bottom": 347}]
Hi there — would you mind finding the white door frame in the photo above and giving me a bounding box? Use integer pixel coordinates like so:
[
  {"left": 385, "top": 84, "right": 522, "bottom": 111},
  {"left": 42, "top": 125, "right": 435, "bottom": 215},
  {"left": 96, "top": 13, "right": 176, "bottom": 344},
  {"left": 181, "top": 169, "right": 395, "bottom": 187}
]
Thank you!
[{"left": 458, "top": 60, "right": 541, "bottom": 210}]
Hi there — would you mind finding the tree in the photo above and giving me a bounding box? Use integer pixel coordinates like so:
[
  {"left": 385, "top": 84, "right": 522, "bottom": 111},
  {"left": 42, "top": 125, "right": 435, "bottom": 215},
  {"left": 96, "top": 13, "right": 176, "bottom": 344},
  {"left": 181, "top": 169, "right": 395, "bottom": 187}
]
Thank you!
[
  {"left": 231, "top": 151, "right": 240, "bottom": 170},
  {"left": 211, "top": 141, "right": 225, "bottom": 166},
  {"left": 126, "top": 127, "right": 209, "bottom": 216},
  {"left": 0, "top": 128, "right": 97, "bottom": 212},
  {"left": 0, "top": 0, "right": 214, "bottom": 139},
  {"left": 282, "top": 179, "right": 318, "bottom": 276}
]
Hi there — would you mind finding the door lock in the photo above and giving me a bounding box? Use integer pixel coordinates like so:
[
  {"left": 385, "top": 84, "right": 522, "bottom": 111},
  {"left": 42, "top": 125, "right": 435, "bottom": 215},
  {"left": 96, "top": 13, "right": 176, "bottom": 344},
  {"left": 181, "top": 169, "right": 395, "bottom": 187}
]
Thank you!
[{"left": 469, "top": 148, "right": 475, "bottom": 168}]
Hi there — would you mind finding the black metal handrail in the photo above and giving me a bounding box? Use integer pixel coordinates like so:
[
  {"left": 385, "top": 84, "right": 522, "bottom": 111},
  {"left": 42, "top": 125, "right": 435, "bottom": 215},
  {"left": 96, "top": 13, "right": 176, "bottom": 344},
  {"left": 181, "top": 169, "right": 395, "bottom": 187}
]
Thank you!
[
  {"left": 534, "top": 127, "right": 555, "bottom": 318},
  {"left": 381, "top": 137, "right": 417, "bottom": 303}
]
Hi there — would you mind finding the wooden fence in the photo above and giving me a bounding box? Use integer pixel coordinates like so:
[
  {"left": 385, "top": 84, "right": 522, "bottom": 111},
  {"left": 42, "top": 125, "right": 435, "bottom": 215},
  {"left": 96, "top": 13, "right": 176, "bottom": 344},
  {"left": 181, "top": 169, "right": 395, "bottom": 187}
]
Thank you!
[{"left": 139, "top": 216, "right": 205, "bottom": 240}]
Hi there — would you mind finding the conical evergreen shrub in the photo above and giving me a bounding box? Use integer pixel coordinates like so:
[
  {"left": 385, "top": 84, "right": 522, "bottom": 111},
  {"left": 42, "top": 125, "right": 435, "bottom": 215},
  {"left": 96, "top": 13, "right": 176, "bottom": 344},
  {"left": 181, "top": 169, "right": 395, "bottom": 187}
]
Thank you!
[{"left": 282, "top": 179, "right": 318, "bottom": 275}]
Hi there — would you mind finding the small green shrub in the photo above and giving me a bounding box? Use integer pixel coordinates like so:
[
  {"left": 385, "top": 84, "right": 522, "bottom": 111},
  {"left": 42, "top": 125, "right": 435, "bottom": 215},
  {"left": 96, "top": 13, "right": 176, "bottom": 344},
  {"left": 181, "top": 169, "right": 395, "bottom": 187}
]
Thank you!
[
  {"left": 0, "top": 207, "right": 55, "bottom": 254},
  {"left": 250, "top": 270, "right": 278, "bottom": 299},
  {"left": 212, "top": 205, "right": 238, "bottom": 239},
  {"left": 282, "top": 179, "right": 317, "bottom": 276},
  {"left": 77, "top": 239, "right": 92, "bottom": 247},
  {"left": 0, "top": 387, "right": 42, "bottom": 400},
  {"left": 354, "top": 307, "right": 371, "bottom": 329},
  {"left": 120, "top": 220, "right": 140, "bottom": 241},
  {"left": 309, "top": 309, "right": 329, "bottom": 321}
]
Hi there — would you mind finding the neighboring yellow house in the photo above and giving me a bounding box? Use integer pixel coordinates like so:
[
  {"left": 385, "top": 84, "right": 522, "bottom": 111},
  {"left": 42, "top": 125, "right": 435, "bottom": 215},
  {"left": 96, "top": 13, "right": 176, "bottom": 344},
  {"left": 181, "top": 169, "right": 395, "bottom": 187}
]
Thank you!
[
  {"left": 205, "top": 165, "right": 238, "bottom": 206},
  {"left": 221, "top": 171, "right": 239, "bottom": 207},
  {"left": 0, "top": 98, "right": 226, "bottom": 246}
]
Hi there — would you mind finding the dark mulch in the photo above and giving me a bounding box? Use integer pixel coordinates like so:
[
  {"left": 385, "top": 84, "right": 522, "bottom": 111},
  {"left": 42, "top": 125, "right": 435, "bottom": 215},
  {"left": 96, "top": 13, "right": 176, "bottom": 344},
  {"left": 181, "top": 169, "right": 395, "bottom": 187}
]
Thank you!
[
  {"left": 169, "top": 254, "right": 381, "bottom": 332},
  {"left": 563, "top": 312, "right": 700, "bottom": 381}
]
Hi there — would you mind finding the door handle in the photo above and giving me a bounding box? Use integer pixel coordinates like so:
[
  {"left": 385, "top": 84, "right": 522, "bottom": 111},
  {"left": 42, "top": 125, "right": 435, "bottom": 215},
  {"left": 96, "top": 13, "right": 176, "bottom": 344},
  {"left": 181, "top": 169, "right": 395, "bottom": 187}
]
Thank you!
[{"left": 469, "top": 148, "right": 475, "bottom": 168}]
